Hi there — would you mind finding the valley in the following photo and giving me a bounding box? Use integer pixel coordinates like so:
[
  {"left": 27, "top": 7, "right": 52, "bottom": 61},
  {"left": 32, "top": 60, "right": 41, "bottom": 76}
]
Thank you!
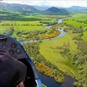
[{"left": 0, "top": 3, "right": 87, "bottom": 87}]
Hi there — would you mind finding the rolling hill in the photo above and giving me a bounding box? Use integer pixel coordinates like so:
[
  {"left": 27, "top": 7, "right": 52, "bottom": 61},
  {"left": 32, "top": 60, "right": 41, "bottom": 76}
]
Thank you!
[
  {"left": 68, "top": 6, "right": 87, "bottom": 13},
  {"left": 0, "top": 3, "right": 87, "bottom": 15},
  {"left": 45, "top": 7, "right": 69, "bottom": 15},
  {"left": 0, "top": 3, "right": 40, "bottom": 13}
]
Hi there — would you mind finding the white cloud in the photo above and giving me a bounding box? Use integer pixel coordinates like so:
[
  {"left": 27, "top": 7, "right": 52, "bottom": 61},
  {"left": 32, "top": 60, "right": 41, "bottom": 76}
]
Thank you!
[{"left": 2, "top": 0, "right": 87, "bottom": 7}]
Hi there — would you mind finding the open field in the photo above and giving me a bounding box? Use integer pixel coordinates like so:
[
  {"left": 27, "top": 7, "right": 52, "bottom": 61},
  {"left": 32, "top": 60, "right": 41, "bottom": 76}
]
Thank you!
[
  {"left": 39, "top": 33, "right": 78, "bottom": 77},
  {"left": 70, "top": 13, "right": 87, "bottom": 21},
  {"left": 0, "top": 13, "right": 59, "bottom": 34},
  {"left": 0, "top": 14, "right": 62, "bottom": 40},
  {"left": 64, "top": 20, "right": 87, "bottom": 28},
  {"left": 0, "top": 21, "right": 47, "bottom": 37},
  {"left": 0, "top": 12, "right": 87, "bottom": 86},
  {"left": 82, "top": 31, "right": 87, "bottom": 41},
  {"left": 64, "top": 13, "right": 87, "bottom": 42}
]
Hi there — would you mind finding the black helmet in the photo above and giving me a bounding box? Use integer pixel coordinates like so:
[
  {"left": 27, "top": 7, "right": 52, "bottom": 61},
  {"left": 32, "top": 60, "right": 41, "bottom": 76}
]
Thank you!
[
  {"left": 0, "top": 48, "right": 27, "bottom": 87},
  {"left": 0, "top": 34, "right": 42, "bottom": 87}
]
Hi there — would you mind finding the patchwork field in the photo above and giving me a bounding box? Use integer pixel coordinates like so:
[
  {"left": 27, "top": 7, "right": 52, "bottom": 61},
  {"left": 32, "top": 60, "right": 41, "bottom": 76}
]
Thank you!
[
  {"left": 0, "top": 12, "right": 87, "bottom": 87},
  {"left": 64, "top": 13, "right": 87, "bottom": 41},
  {"left": 71, "top": 13, "right": 87, "bottom": 21}
]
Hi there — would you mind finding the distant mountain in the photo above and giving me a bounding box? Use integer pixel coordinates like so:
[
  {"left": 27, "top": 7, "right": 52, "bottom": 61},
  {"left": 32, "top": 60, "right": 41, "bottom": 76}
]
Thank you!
[
  {"left": 45, "top": 7, "right": 69, "bottom": 15},
  {"left": 34, "top": 5, "right": 50, "bottom": 11},
  {"left": 0, "top": 3, "right": 86, "bottom": 14},
  {"left": 0, "top": 3, "right": 40, "bottom": 13},
  {"left": 68, "top": 6, "right": 87, "bottom": 13}
]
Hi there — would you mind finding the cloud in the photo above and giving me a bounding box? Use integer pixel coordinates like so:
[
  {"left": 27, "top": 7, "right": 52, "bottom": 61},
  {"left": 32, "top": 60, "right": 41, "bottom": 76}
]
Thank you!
[
  {"left": 2, "top": 0, "right": 87, "bottom": 7},
  {"left": 42, "top": 0, "right": 87, "bottom": 7}
]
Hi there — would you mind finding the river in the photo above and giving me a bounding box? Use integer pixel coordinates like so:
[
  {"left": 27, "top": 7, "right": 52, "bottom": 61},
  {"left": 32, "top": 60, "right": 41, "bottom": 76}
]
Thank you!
[
  {"left": 39, "top": 73, "right": 75, "bottom": 87},
  {"left": 21, "top": 19, "right": 66, "bottom": 44},
  {"left": 20, "top": 19, "right": 75, "bottom": 87},
  {"left": 20, "top": 29, "right": 66, "bottom": 44},
  {"left": 39, "top": 73, "right": 61, "bottom": 87},
  {"left": 43, "top": 29, "right": 66, "bottom": 41}
]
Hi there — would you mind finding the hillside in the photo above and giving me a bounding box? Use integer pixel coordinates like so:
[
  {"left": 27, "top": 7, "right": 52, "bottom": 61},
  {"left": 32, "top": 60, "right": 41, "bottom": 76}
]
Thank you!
[
  {"left": 0, "top": 3, "right": 40, "bottom": 13},
  {"left": 68, "top": 6, "right": 87, "bottom": 13},
  {"left": 45, "top": 7, "right": 69, "bottom": 15},
  {"left": 0, "top": 3, "right": 87, "bottom": 15},
  {"left": 34, "top": 5, "right": 50, "bottom": 11}
]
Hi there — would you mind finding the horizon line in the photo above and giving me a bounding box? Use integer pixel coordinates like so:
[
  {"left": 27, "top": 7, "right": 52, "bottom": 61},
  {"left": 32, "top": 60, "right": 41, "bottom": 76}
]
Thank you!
[{"left": 0, "top": 2, "right": 87, "bottom": 8}]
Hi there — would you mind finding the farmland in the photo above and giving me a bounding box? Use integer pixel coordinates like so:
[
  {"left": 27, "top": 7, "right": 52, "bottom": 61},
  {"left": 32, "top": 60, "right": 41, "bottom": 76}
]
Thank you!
[
  {"left": 70, "top": 13, "right": 87, "bottom": 21},
  {"left": 64, "top": 13, "right": 87, "bottom": 42},
  {"left": 0, "top": 10, "right": 87, "bottom": 87}
]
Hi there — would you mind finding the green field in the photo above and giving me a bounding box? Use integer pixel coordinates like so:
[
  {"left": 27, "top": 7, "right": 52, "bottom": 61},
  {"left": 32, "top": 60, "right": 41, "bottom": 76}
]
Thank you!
[
  {"left": 0, "top": 21, "right": 47, "bottom": 37},
  {"left": 64, "top": 20, "right": 86, "bottom": 28},
  {"left": 0, "top": 11, "right": 87, "bottom": 86},
  {"left": 0, "top": 13, "right": 85, "bottom": 76},
  {"left": 64, "top": 13, "right": 87, "bottom": 42},
  {"left": 82, "top": 31, "right": 87, "bottom": 41},
  {"left": 71, "top": 13, "right": 87, "bottom": 21},
  {"left": 39, "top": 33, "right": 78, "bottom": 77}
]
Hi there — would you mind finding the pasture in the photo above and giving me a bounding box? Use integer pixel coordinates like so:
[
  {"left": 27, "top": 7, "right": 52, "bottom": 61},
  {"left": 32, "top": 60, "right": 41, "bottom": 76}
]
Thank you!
[
  {"left": 0, "top": 21, "right": 47, "bottom": 36},
  {"left": 70, "top": 13, "right": 87, "bottom": 21},
  {"left": 64, "top": 20, "right": 86, "bottom": 28},
  {"left": 39, "top": 33, "right": 78, "bottom": 77},
  {"left": 64, "top": 13, "right": 87, "bottom": 41}
]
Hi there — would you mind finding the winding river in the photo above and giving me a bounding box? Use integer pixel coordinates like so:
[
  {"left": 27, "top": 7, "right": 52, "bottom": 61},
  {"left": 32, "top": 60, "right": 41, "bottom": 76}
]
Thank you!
[
  {"left": 21, "top": 19, "right": 66, "bottom": 44},
  {"left": 20, "top": 19, "right": 75, "bottom": 87},
  {"left": 39, "top": 73, "right": 75, "bottom": 87},
  {"left": 21, "top": 28, "right": 66, "bottom": 44}
]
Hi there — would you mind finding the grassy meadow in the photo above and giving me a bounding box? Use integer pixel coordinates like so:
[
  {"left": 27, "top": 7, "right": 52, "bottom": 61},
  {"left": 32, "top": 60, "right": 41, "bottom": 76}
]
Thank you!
[
  {"left": 39, "top": 33, "right": 78, "bottom": 77},
  {"left": 0, "top": 21, "right": 46, "bottom": 37},
  {"left": 64, "top": 20, "right": 86, "bottom": 27},
  {"left": 64, "top": 13, "right": 87, "bottom": 41},
  {"left": 71, "top": 13, "right": 87, "bottom": 21}
]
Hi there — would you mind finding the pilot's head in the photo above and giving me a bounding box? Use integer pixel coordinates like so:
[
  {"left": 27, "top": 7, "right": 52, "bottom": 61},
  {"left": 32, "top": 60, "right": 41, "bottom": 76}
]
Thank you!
[{"left": 0, "top": 48, "right": 27, "bottom": 87}]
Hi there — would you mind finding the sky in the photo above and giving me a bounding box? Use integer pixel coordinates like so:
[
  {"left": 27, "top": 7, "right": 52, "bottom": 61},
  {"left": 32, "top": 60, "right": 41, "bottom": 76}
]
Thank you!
[{"left": 1, "top": 0, "right": 87, "bottom": 7}]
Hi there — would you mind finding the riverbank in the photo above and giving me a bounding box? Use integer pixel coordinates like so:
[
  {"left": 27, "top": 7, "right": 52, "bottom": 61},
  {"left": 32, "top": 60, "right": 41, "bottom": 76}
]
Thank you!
[
  {"left": 39, "top": 73, "right": 75, "bottom": 87},
  {"left": 20, "top": 29, "right": 66, "bottom": 44},
  {"left": 39, "top": 73, "right": 61, "bottom": 87},
  {"left": 41, "top": 30, "right": 60, "bottom": 39},
  {"left": 39, "top": 33, "right": 78, "bottom": 77}
]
